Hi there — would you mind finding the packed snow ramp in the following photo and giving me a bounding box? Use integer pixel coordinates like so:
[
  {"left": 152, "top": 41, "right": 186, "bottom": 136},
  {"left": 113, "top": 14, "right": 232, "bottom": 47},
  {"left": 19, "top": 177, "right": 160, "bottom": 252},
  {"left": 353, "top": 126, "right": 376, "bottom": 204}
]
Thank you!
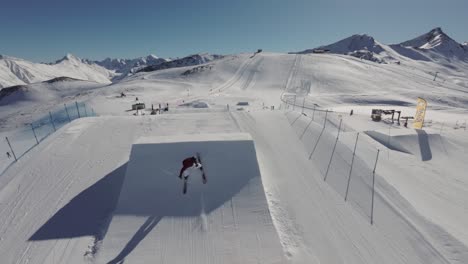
[{"left": 95, "top": 133, "right": 286, "bottom": 264}]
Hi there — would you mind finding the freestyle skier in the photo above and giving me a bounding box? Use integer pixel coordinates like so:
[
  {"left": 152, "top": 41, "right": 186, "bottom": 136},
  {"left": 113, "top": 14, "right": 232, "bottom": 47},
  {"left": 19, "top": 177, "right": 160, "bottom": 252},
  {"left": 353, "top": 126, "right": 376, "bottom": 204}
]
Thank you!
[{"left": 179, "top": 155, "right": 207, "bottom": 194}]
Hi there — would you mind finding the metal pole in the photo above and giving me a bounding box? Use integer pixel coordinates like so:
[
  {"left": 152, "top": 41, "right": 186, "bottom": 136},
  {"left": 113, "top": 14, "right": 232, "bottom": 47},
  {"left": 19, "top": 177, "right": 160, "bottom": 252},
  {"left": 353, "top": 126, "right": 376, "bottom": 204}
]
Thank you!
[
  {"left": 301, "top": 97, "right": 306, "bottom": 114},
  {"left": 291, "top": 113, "right": 303, "bottom": 126},
  {"left": 371, "top": 149, "right": 380, "bottom": 225},
  {"left": 309, "top": 112, "right": 329, "bottom": 160},
  {"left": 5, "top": 137, "right": 17, "bottom": 161},
  {"left": 292, "top": 95, "right": 297, "bottom": 111},
  {"left": 84, "top": 105, "right": 88, "bottom": 117},
  {"left": 49, "top": 112, "right": 56, "bottom": 131},
  {"left": 75, "top": 101, "right": 81, "bottom": 118},
  {"left": 345, "top": 132, "right": 360, "bottom": 201},
  {"left": 300, "top": 118, "right": 314, "bottom": 140},
  {"left": 31, "top": 124, "right": 39, "bottom": 145},
  {"left": 64, "top": 104, "right": 71, "bottom": 122},
  {"left": 387, "top": 123, "right": 392, "bottom": 159},
  {"left": 92, "top": 108, "right": 96, "bottom": 116},
  {"left": 312, "top": 106, "right": 316, "bottom": 121},
  {"left": 324, "top": 119, "right": 342, "bottom": 181},
  {"left": 323, "top": 110, "right": 328, "bottom": 127}
]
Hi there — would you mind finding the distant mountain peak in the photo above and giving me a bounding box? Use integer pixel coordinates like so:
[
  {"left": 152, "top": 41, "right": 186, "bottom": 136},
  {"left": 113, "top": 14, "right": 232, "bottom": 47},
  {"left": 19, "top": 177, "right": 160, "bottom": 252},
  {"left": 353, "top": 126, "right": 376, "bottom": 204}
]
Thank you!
[
  {"left": 147, "top": 54, "right": 160, "bottom": 59},
  {"left": 291, "top": 33, "right": 385, "bottom": 59},
  {"left": 400, "top": 27, "right": 455, "bottom": 49},
  {"left": 94, "top": 54, "right": 168, "bottom": 77},
  {"left": 55, "top": 53, "right": 82, "bottom": 64},
  {"left": 137, "top": 53, "right": 223, "bottom": 73},
  {"left": 398, "top": 27, "right": 467, "bottom": 60}
]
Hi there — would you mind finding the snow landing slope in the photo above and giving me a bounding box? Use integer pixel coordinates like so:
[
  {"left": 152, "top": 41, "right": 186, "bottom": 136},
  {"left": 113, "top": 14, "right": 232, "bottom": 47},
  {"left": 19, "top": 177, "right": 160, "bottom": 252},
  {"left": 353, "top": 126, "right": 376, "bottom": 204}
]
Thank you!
[{"left": 94, "top": 133, "right": 286, "bottom": 264}]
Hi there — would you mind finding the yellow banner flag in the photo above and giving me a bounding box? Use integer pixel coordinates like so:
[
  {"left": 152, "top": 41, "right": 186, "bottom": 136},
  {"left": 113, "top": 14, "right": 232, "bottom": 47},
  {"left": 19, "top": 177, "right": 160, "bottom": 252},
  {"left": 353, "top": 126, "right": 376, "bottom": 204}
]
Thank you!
[{"left": 413, "top": 97, "right": 427, "bottom": 129}]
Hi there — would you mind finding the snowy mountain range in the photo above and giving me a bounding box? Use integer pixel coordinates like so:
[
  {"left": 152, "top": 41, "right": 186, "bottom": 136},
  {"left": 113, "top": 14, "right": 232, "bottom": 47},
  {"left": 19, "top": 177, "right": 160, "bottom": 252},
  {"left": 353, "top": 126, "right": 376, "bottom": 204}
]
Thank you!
[
  {"left": 0, "top": 52, "right": 223, "bottom": 89},
  {"left": 93, "top": 54, "right": 169, "bottom": 78},
  {"left": 0, "top": 27, "right": 466, "bottom": 90},
  {"left": 0, "top": 54, "right": 114, "bottom": 89},
  {"left": 292, "top": 27, "right": 468, "bottom": 64},
  {"left": 137, "top": 53, "right": 223, "bottom": 73}
]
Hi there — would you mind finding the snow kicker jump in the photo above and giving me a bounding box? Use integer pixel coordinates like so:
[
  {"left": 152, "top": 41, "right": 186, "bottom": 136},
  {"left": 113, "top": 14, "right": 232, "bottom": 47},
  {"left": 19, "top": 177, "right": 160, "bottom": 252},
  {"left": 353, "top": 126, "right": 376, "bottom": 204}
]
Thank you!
[{"left": 95, "top": 133, "right": 286, "bottom": 264}]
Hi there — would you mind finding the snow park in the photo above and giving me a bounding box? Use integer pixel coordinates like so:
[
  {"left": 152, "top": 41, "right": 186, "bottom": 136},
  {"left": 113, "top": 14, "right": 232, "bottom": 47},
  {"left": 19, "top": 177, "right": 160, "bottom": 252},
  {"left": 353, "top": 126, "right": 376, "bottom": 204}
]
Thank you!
[{"left": 1, "top": 2, "right": 468, "bottom": 263}]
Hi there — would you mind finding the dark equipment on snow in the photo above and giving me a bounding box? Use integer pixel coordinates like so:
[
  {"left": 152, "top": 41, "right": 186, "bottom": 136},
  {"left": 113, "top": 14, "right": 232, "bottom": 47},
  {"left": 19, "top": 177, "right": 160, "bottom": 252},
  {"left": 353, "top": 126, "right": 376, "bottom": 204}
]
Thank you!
[
  {"left": 371, "top": 109, "right": 401, "bottom": 124},
  {"left": 401, "top": 116, "right": 414, "bottom": 128},
  {"left": 132, "top": 103, "right": 145, "bottom": 110}
]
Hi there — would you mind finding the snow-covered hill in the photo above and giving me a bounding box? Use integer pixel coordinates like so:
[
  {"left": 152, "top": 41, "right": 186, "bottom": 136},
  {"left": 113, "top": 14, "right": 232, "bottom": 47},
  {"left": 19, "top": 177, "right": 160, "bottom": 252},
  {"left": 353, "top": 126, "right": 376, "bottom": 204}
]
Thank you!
[
  {"left": 94, "top": 55, "right": 167, "bottom": 73},
  {"left": 293, "top": 28, "right": 468, "bottom": 64},
  {"left": 94, "top": 55, "right": 169, "bottom": 81},
  {"left": 0, "top": 54, "right": 113, "bottom": 89},
  {"left": 398, "top": 27, "right": 467, "bottom": 60},
  {"left": 137, "top": 53, "right": 223, "bottom": 73},
  {"left": 1, "top": 29, "right": 468, "bottom": 264},
  {"left": 292, "top": 34, "right": 391, "bottom": 63},
  {"left": 0, "top": 77, "right": 104, "bottom": 130}
]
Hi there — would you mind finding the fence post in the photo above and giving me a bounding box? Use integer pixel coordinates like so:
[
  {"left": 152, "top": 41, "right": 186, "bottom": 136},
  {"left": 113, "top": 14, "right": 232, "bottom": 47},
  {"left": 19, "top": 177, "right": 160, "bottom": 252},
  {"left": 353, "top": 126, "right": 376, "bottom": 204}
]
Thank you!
[
  {"left": 75, "top": 101, "right": 81, "bottom": 118},
  {"left": 323, "top": 110, "right": 328, "bottom": 127},
  {"left": 324, "top": 119, "right": 342, "bottom": 181},
  {"left": 301, "top": 97, "right": 306, "bottom": 114},
  {"left": 64, "top": 104, "right": 71, "bottom": 122},
  {"left": 84, "top": 105, "right": 88, "bottom": 117},
  {"left": 49, "top": 112, "right": 56, "bottom": 131},
  {"left": 31, "top": 124, "right": 39, "bottom": 145},
  {"left": 309, "top": 112, "right": 328, "bottom": 160},
  {"left": 5, "top": 137, "right": 17, "bottom": 162},
  {"left": 312, "top": 106, "right": 316, "bottom": 121},
  {"left": 371, "top": 149, "right": 380, "bottom": 225},
  {"left": 345, "top": 132, "right": 360, "bottom": 201},
  {"left": 291, "top": 113, "right": 302, "bottom": 126},
  {"left": 292, "top": 95, "right": 297, "bottom": 111},
  {"left": 300, "top": 118, "right": 314, "bottom": 139}
]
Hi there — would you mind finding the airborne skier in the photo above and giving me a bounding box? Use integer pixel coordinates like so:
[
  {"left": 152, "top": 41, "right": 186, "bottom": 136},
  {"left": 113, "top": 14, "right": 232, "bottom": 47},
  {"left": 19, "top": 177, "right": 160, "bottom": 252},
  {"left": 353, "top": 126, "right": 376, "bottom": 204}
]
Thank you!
[{"left": 179, "top": 154, "right": 207, "bottom": 194}]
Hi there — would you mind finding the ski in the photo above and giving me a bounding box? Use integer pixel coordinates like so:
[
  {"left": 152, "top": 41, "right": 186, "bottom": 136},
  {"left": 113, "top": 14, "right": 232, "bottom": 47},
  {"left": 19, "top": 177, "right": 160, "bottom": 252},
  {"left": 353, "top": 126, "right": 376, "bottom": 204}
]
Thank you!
[{"left": 196, "top": 152, "right": 207, "bottom": 184}]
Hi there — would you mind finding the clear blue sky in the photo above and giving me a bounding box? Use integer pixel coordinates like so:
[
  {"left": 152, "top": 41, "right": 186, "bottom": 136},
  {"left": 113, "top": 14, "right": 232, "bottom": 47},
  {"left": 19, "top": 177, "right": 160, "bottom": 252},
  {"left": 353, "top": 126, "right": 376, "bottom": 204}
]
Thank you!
[{"left": 1, "top": 0, "right": 467, "bottom": 62}]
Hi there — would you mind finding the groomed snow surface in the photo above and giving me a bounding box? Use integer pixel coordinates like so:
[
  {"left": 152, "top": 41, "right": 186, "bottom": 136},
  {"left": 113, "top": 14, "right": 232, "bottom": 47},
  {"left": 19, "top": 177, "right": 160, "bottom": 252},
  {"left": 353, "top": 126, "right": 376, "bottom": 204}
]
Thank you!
[{"left": 0, "top": 47, "right": 468, "bottom": 263}]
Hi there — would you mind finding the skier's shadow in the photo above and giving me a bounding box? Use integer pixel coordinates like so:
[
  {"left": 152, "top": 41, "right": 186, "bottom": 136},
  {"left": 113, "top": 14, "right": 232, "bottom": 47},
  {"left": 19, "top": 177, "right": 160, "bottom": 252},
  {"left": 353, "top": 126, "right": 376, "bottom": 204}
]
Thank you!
[{"left": 107, "top": 215, "right": 161, "bottom": 264}]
